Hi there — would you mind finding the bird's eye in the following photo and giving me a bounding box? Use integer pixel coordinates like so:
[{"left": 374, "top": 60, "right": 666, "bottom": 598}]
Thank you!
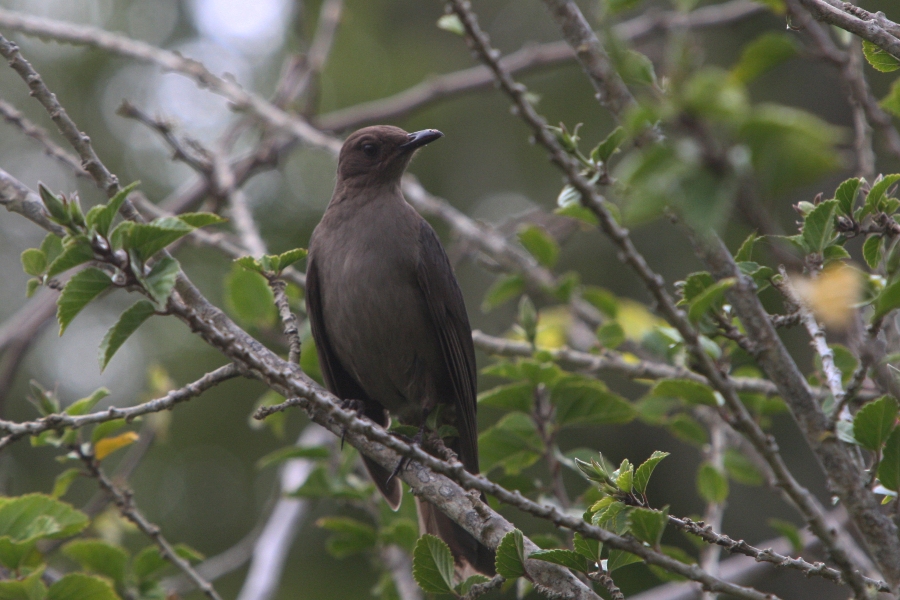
[{"left": 362, "top": 143, "right": 378, "bottom": 157}]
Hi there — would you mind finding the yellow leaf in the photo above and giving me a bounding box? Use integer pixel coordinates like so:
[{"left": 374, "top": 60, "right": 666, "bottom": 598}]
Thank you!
[
  {"left": 790, "top": 264, "right": 862, "bottom": 330},
  {"left": 617, "top": 299, "right": 664, "bottom": 340},
  {"left": 94, "top": 431, "right": 139, "bottom": 460}
]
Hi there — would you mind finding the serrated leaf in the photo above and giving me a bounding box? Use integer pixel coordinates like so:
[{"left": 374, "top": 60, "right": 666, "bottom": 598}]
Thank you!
[
  {"left": 573, "top": 533, "right": 601, "bottom": 563},
  {"left": 518, "top": 225, "right": 559, "bottom": 268},
  {"left": 177, "top": 212, "right": 227, "bottom": 228},
  {"left": 863, "top": 174, "right": 900, "bottom": 219},
  {"left": 528, "top": 549, "right": 590, "bottom": 572},
  {"left": 20, "top": 249, "right": 47, "bottom": 277},
  {"left": 477, "top": 382, "right": 533, "bottom": 414},
  {"left": 256, "top": 445, "right": 331, "bottom": 469},
  {"left": 551, "top": 377, "right": 635, "bottom": 427},
  {"left": 723, "top": 448, "right": 764, "bottom": 485},
  {"left": 863, "top": 236, "right": 883, "bottom": 270},
  {"left": 63, "top": 539, "right": 128, "bottom": 585},
  {"left": 225, "top": 265, "right": 276, "bottom": 327},
  {"left": 234, "top": 256, "right": 264, "bottom": 274},
  {"left": 0, "top": 494, "right": 88, "bottom": 569},
  {"left": 57, "top": 268, "right": 112, "bottom": 335},
  {"left": 272, "top": 248, "right": 308, "bottom": 272},
  {"left": 687, "top": 278, "right": 735, "bottom": 322},
  {"left": 89, "top": 181, "right": 139, "bottom": 237},
  {"left": 633, "top": 450, "right": 669, "bottom": 495},
  {"left": 482, "top": 274, "right": 525, "bottom": 312},
  {"left": 628, "top": 506, "right": 668, "bottom": 548},
  {"left": 0, "top": 564, "right": 46, "bottom": 599},
  {"left": 456, "top": 574, "right": 491, "bottom": 595},
  {"left": 127, "top": 217, "right": 194, "bottom": 261},
  {"left": 47, "top": 238, "right": 94, "bottom": 278},
  {"left": 478, "top": 413, "right": 544, "bottom": 475},
  {"left": 46, "top": 573, "right": 119, "bottom": 600},
  {"left": 607, "top": 549, "right": 642, "bottom": 572},
  {"left": 494, "top": 529, "right": 526, "bottom": 579},
  {"left": 40, "top": 233, "right": 64, "bottom": 266},
  {"left": 142, "top": 256, "right": 180, "bottom": 306},
  {"left": 65, "top": 388, "right": 110, "bottom": 416},
  {"left": 99, "top": 301, "right": 156, "bottom": 370},
  {"left": 801, "top": 199, "right": 837, "bottom": 254},
  {"left": 651, "top": 379, "right": 717, "bottom": 407},
  {"left": 873, "top": 278, "right": 900, "bottom": 320},
  {"left": 697, "top": 463, "right": 729, "bottom": 503},
  {"left": 878, "top": 428, "right": 900, "bottom": 491},
  {"left": 412, "top": 534, "right": 456, "bottom": 593},
  {"left": 734, "top": 232, "right": 758, "bottom": 262},
  {"left": 853, "top": 396, "right": 899, "bottom": 452},
  {"left": 592, "top": 126, "right": 627, "bottom": 163},
  {"left": 835, "top": 177, "right": 862, "bottom": 216},
  {"left": 615, "top": 459, "right": 633, "bottom": 493},
  {"left": 94, "top": 431, "right": 139, "bottom": 460},
  {"left": 862, "top": 40, "right": 900, "bottom": 73}
]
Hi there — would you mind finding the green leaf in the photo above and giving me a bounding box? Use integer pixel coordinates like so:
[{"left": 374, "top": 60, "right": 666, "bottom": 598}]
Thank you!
[
  {"left": 39, "top": 183, "right": 69, "bottom": 224},
  {"left": 20, "top": 249, "right": 47, "bottom": 277},
  {"left": 142, "top": 256, "right": 180, "bottom": 306},
  {"left": 412, "top": 534, "right": 455, "bottom": 594},
  {"left": 63, "top": 540, "right": 128, "bottom": 585},
  {"left": 528, "top": 549, "right": 589, "bottom": 572},
  {"left": 573, "top": 533, "right": 601, "bottom": 563},
  {"left": 853, "top": 396, "right": 899, "bottom": 452},
  {"left": 551, "top": 377, "right": 635, "bottom": 427},
  {"left": 734, "top": 232, "right": 758, "bottom": 262},
  {"left": 862, "top": 40, "right": 900, "bottom": 73},
  {"left": 40, "top": 233, "right": 64, "bottom": 266},
  {"left": 687, "top": 278, "right": 735, "bottom": 322},
  {"left": 224, "top": 265, "right": 276, "bottom": 328},
  {"left": 65, "top": 388, "right": 110, "bottom": 416},
  {"left": 873, "top": 278, "right": 900, "bottom": 320},
  {"left": 478, "top": 413, "right": 544, "bottom": 475},
  {"left": 723, "top": 448, "right": 764, "bottom": 485},
  {"left": 768, "top": 518, "right": 803, "bottom": 553},
  {"left": 57, "top": 268, "right": 112, "bottom": 335},
  {"left": 477, "top": 382, "right": 533, "bottom": 414},
  {"left": 52, "top": 468, "right": 81, "bottom": 499},
  {"left": 46, "top": 573, "right": 119, "bottom": 600},
  {"left": 173, "top": 543, "right": 204, "bottom": 563},
  {"left": 89, "top": 181, "right": 139, "bottom": 237},
  {"left": 27, "top": 278, "right": 42, "bottom": 297},
  {"left": 436, "top": 13, "right": 464, "bottom": 35},
  {"left": 667, "top": 413, "right": 708, "bottom": 445},
  {"left": 591, "top": 126, "right": 627, "bottom": 163},
  {"left": 234, "top": 256, "right": 264, "bottom": 275},
  {"left": 633, "top": 450, "right": 669, "bottom": 495},
  {"left": 127, "top": 217, "right": 194, "bottom": 261},
  {"left": 482, "top": 274, "right": 525, "bottom": 312},
  {"left": 99, "top": 301, "right": 157, "bottom": 370},
  {"left": 0, "top": 494, "right": 89, "bottom": 569},
  {"left": 863, "top": 236, "right": 883, "bottom": 270},
  {"left": 582, "top": 286, "right": 618, "bottom": 317},
  {"left": 883, "top": 78, "right": 900, "bottom": 119},
  {"left": 679, "top": 272, "right": 715, "bottom": 304},
  {"left": 628, "top": 506, "right": 668, "bottom": 548},
  {"left": 90, "top": 420, "right": 126, "bottom": 445},
  {"left": 0, "top": 566, "right": 46, "bottom": 600},
  {"left": 256, "top": 445, "right": 331, "bottom": 469},
  {"left": 456, "top": 575, "right": 490, "bottom": 596},
  {"left": 607, "top": 549, "right": 643, "bottom": 572},
  {"left": 614, "top": 458, "right": 633, "bottom": 493},
  {"left": 835, "top": 177, "right": 862, "bottom": 216},
  {"left": 494, "top": 529, "right": 526, "bottom": 579},
  {"left": 597, "top": 321, "right": 625, "bottom": 349},
  {"left": 730, "top": 32, "right": 796, "bottom": 84},
  {"left": 518, "top": 225, "right": 559, "bottom": 268},
  {"left": 878, "top": 428, "right": 900, "bottom": 491},
  {"left": 697, "top": 463, "right": 729, "bottom": 503},
  {"left": 271, "top": 248, "right": 308, "bottom": 272},
  {"left": 132, "top": 546, "right": 169, "bottom": 582},
  {"left": 862, "top": 174, "right": 900, "bottom": 219},
  {"left": 47, "top": 238, "right": 94, "bottom": 278},
  {"left": 177, "top": 212, "right": 227, "bottom": 228},
  {"left": 651, "top": 379, "right": 718, "bottom": 407},
  {"left": 317, "top": 517, "right": 377, "bottom": 559},
  {"left": 590, "top": 498, "right": 627, "bottom": 529},
  {"left": 801, "top": 199, "right": 837, "bottom": 254}
]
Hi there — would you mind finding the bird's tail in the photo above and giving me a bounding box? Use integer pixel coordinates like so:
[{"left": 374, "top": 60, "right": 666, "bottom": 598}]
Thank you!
[{"left": 416, "top": 497, "right": 496, "bottom": 577}]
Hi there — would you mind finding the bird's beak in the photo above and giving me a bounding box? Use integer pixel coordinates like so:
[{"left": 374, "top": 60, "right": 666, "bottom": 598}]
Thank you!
[{"left": 400, "top": 129, "right": 444, "bottom": 151}]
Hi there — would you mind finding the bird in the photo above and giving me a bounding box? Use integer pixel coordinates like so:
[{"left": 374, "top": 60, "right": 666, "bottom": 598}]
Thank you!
[{"left": 305, "top": 125, "right": 495, "bottom": 575}]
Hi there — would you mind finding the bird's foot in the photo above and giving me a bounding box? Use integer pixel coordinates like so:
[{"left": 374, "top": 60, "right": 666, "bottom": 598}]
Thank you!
[
  {"left": 339, "top": 398, "right": 366, "bottom": 449},
  {"left": 386, "top": 425, "right": 426, "bottom": 485}
]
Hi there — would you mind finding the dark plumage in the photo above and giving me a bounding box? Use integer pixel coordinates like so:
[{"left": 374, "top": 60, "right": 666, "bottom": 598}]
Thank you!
[{"left": 306, "top": 125, "right": 494, "bottom": 575}]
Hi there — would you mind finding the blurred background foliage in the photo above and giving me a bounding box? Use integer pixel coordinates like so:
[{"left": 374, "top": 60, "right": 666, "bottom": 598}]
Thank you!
[{"left": 1, "top": 0, "right": 899, "bottom": 598}]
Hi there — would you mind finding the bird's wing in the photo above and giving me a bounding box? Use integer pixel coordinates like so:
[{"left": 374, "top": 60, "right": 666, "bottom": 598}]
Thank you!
[
  {"left": 306, "top": 255, "right": 402, "bottom": 508},
  {"left": 416, "top": 221, "right": 480, "bottom": 474}
]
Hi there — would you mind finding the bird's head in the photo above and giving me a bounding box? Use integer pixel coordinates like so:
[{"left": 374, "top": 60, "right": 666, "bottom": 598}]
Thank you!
[{"left": 336, "top": 125, "right": 443, "bottom": 188}]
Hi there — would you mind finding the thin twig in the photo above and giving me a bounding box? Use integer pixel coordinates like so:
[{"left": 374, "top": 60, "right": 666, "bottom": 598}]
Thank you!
[
  {"left": 0, "top": 98, "right": 90, "bottom": 177},
  {"left": 270, "top": 280, "right": 301, "bottom": 365},
  {"left": 76, "top": 446, "right": 224, "bottom": 600}
]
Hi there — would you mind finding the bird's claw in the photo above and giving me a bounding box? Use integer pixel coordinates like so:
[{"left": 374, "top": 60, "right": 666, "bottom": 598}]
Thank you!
[{"left": 339, "top": 398, "right": 366, "bottom": 450}]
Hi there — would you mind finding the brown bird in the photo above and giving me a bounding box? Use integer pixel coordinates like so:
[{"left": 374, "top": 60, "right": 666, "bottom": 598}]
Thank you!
[{"left": 305, "top": 125, "right": 495, "bottom": 575}]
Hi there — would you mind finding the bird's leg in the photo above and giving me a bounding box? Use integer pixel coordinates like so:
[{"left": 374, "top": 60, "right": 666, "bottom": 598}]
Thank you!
[
  {"left": 387, "top": 409, "right": 431, "bottom": 484},
  {"left": 339, "top": 398, "right": 366, "bottom": 449}
]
